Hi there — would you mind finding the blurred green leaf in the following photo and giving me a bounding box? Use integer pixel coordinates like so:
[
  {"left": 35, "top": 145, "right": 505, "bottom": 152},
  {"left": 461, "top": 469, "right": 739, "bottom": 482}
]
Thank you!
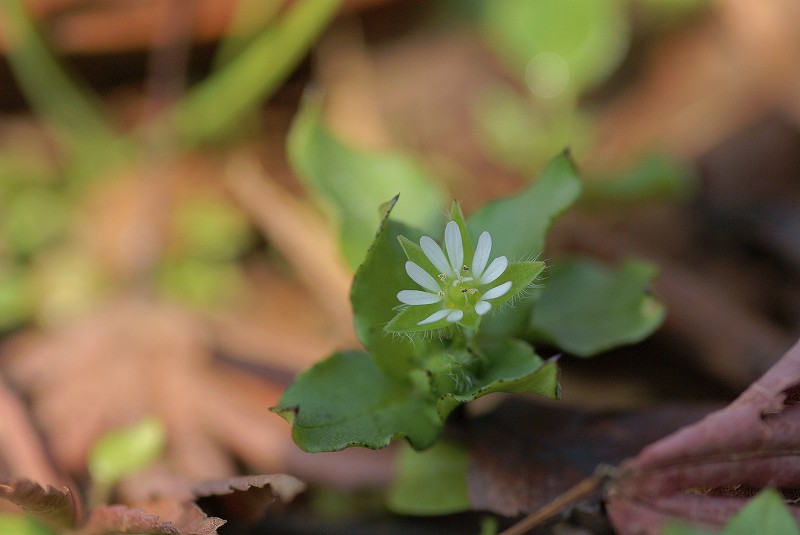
[
  {"left": 473, "top": 83, "right": 591, "bottom": 173},
  {"left": 3, "top": 188, "right": 69, "bottom": 258},
  {"left": 174, "top": 196, "right": 254, "bottom": 261},
  {"left": 723, "top": 489, "right": 800, "bottom": 535},
  {"left": 88, "top": 416, "right": 166, "bottom": 486},
  {"left": 171, "top": 0, "right": 341, "bottom": 146},
  {"left": 0, "top": 266, "right": 34, "bottom": 330},
  {"left": 0, "top": 0, "right": 130, "bottom": 179},
  {"left": 386, "top": 440, "right": 470, "bottom": 515},
  {"left": 288, "top": 96, "right": 446, "bottom": 269},
  {"left": 158, "top": 258, "right": 243, "bottom": 308},
  {"left": 482, "top": 0, "right": 628, "bottom": 95},
  {"left": 0, "top": 514, "right": 55, "bottom": 535},
  {"left": 582, "top": 155, "right": 696, "bottom": 205},
  {"left": 529, "top": 258, "right": 665, "bottom": 356},
  {"left": 663, "top": 489, "right": 800, "bottom": 535},
  {"left": 272, "top": 351, "right": 442, "bottom": 452}
]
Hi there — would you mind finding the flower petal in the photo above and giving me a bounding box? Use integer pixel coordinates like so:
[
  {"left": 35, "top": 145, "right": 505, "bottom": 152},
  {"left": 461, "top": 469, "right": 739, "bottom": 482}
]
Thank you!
[
  {"left": 481, "top": 280, "right": 512, "bottom": 300},
  {"left": 446, "top": 309, "right": 464, "bottom": 322},
  {"left": 474, "top": 300, "right": 491, "bottom": 316},
  {"left": 397, "top": 290, "right": 442, "bottom": 305},
  {"left": 472, "top": 231, "right": 491, "bottom": 277},
  {"left": 420, "top": 236, "right": 453, "bottom": 276},
  {"left": 444, "top": 221, "right": 464, "bottom": 274},
  {"left": 480, "top": 256, "right": 508, "bottom": 284},
  {"left": 417, "top": 308, "right": 451, "bottom": 325},
  {"left": 405, "top": 261, "right": 440, "bottom": 293}
]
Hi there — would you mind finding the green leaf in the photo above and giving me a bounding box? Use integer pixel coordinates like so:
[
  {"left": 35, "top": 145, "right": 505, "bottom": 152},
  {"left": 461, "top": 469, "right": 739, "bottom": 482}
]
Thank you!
[
  {"left": 0, "top": 514, "right": 54, "bottom": 535},
  {"left": 663, "top": 489, "right": 800, "bottom": 535},
  {"left": 386, "top": 440, "right": 470, "bottom": 516},
  {"left": 723, "top": 489, "right": 800, "bottom": 535},
  {"left": 170, "top": 0, "right": 341, "bottom": 146},
  {"left": 435, "top": 338, "right": 560, "bottom": 419},
  {"left": 88, "top": 416, "right": 166, "bottom": 486},
  {"left": 582, "top": 154, "right": 696, "bottom": 205},
  {"left": 528, "top": 258, "right": 665, "bottom": 357},
  {"left": 482, "top": 0, "right": 628, "bottom": 94},
  {"left": 288, "top": 96, "right": 446, "bottom": 269},
  {"left": 350, "top": 197, "right": 437, "bottom": 376},
  {"left": 272, "top": 351, "right": 442, "bottom": 451},
  {"left": 467, "top": 152, "right": 582, "bottom": 260}
]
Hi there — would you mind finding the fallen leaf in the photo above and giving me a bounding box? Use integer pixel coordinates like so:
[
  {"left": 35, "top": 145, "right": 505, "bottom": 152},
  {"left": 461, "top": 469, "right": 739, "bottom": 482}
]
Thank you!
[
  {"left": 77, "top": 504, "right": 193, "bottom": 535},
  {"left": 191, "top": 474, "right": 305, "bottom": 526},
  {"left": 607, "top": 337, "right": 800, "bottom": 533},
  {"left": 0, "top": 479, "right": 76, "bottom": 530},
  {"left": 465, "top": 398, "right": 716, "bottom": 517}
]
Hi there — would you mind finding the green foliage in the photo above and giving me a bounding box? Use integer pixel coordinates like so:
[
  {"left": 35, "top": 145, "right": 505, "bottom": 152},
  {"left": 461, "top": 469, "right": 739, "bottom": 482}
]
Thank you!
[
  {"left": 482, "top": 0, "right": 628, "bottom": 96},
  {"left": 88, "top": 416, "right": 166, "bottom": 486},
  {"left": 663, "top": 489, "right": 800, "bottom": 535},
  {"left": 582, "top": 155, "right": 696, "bottom": 205},
  {"left": 0, "top": 514, "right": 54, "bottom": 535},
  {"left": 274, "top": 351, "right": 442, "bottom": 451},
  {"left": 467, "top": 151, "right": 581, "bottom": 260},
  {"left": 288, "top": 97, "right": 446, "bottom": 269},
  {"left": 529, "top": 258, "right": 665, "bottom": 356},
  {"left": 274, "top": 184, "right": 563, "bottom": 452},
  {"left": 386, "top": 440, "right": 470, "bottom": 515}
]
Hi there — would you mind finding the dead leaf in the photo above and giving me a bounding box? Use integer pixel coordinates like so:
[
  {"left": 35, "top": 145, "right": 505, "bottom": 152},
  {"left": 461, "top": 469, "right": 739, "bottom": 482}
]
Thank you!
[
  {"left": 191, "top": 474, "right": 305, "bottom": 526},
  {"left": 0, "top": 479, "right": 77, "bottom": 530},
  {"left": 77, "top": 504, "right": 184, "bottom": 535},
  {"left": 0, "top": 296, "right": 293, "bottom": 490},
  {"left": 606, "top": 337, "right": 800, "bottom": 533},
  {"left": 465, "top": 398, "right": 716, "bottom": 517}
]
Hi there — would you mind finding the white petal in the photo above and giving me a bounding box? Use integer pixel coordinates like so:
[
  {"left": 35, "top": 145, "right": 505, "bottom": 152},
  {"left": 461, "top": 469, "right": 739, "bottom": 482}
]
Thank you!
[
  {"left": 420, "top": 236, "right": 453, "bottom": 276},
  {"left": 472, "top": 231, "right": 491, "bottom": 277},
  {"left": 444, "top": 221, "right": 464, "bottom": 273},
  {"left": 398, "top": 290, "right": 442, "bottom": 305},
  {"left": 406, "top": 261, "right": 440, "bottom": 293},
  {"left": 417, "top": 308, "right": 451, "bottom": 325},
  {"left": 480, "top": 256, "right": 508, "bottom": 284},
  {"left": 481, "top": 280, "right": 512, "bottom": 300},
  {"left": 474, "top": 300, "right": 492, "bottom": 316},
  {"left": 446, "top": 309, "right": 464, "bottom": 322}
]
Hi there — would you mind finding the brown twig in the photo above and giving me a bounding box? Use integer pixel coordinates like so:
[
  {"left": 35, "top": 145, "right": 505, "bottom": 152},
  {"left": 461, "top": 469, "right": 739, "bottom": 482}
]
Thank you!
[{"left": 498, "top": 465, "right": 615, "bottom": 535}]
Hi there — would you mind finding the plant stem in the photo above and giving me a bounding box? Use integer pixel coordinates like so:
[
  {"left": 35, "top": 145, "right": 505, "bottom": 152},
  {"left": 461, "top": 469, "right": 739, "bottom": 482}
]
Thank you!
[{"left": 169, "top": 0, "right": 341, "bottom": 147}]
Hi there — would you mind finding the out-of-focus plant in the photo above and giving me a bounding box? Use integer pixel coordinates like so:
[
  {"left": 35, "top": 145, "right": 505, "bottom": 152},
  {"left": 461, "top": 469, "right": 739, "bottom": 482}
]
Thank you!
[
  {"left": 0, "top": 0, "right": 341, "bottom": 329},
  {"left": 472, "top": 0, "right": 703, "bottom": 198}
]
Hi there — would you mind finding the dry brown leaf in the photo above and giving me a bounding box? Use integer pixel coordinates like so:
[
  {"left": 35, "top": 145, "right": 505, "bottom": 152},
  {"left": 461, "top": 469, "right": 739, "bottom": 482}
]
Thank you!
[
  {"left": 0, "top": 479, "right": 77, "bottom": 530},
  {"left": 464, "top": 398, "right": 715, "bottom": 517},
  {"left": 606, "top": 337, "right": 800, "bottom": 533},
  {"left": 191, "top": 474, "right": 305, "bottom": 526},
  {"left": 0, "top": 296, "right": 293, "bottom": 490}
]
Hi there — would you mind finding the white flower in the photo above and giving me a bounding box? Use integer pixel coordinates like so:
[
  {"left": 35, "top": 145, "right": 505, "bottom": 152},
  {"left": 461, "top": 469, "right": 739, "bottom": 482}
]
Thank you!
[{"left": 397, "top": 221, "right": 512, "bottom": 325}]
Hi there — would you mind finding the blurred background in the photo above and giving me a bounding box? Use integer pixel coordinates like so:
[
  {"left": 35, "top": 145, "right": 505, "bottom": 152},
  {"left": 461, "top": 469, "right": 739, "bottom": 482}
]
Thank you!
[{"left": 0, "top": 0, "right": 799, "bottom": 532}]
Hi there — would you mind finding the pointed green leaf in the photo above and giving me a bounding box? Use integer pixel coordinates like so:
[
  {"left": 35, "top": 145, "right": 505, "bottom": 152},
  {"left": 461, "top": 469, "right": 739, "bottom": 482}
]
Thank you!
[
  {"left": 467, "top": 152, "right": 581, "bottom": 260},
  {"left": 272, "top": 351, "right": 442, "bottom": 452},
  {"left": 529, "top": 258, "right": 665, "bottom": 356},
  {"left": 724, "top": 489, "right": 800, "bottom": 535},
  {"left": 351, "top": 197, "right": 439, "bottom": 376},
  {"left": 480, "top": 261, "right": 544, "bottom": 309},
  {"left": 288, "top": 97, "right": 446, "bottom": 269}
]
